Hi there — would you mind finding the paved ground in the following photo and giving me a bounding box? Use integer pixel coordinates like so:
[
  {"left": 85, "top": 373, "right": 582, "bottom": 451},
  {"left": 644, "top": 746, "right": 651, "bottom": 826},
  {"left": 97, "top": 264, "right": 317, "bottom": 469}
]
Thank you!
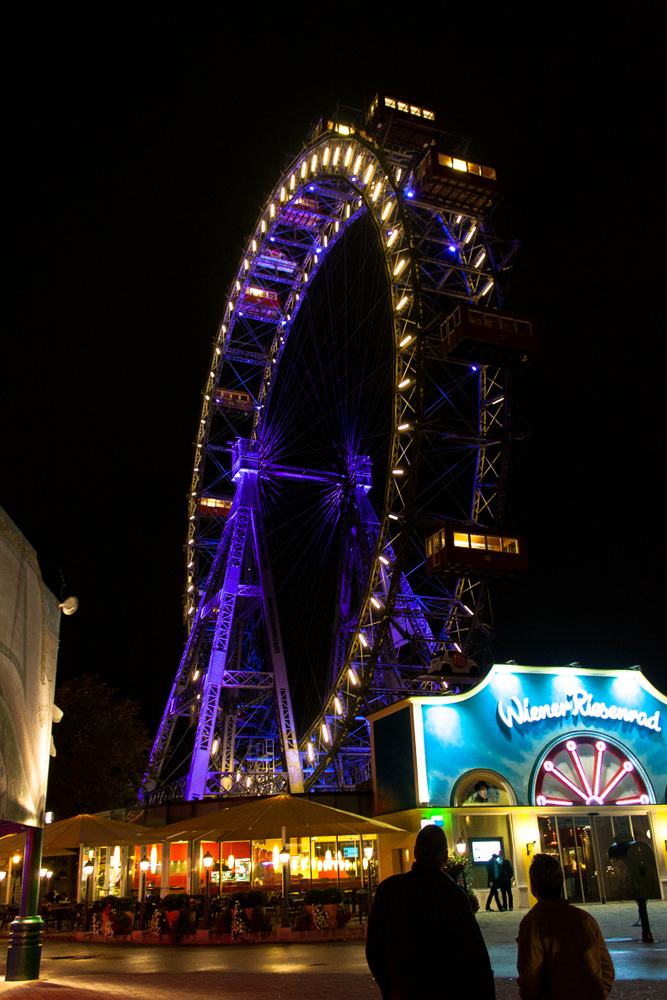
[{"left": 1, "top": 901, "right": 664, "bottom": 998}]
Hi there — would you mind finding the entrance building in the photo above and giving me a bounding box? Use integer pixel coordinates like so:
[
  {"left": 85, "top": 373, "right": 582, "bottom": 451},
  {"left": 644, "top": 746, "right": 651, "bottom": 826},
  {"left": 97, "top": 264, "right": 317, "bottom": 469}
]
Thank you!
[{"left": 369, "top": 664, "right": 667, "bottom": 908}]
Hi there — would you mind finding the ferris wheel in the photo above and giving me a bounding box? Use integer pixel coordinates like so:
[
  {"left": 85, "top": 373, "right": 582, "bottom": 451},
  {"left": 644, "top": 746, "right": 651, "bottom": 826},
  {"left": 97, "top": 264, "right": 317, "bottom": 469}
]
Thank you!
[{"left": 143, "top": 95, "right": 533, "bottom": 803}]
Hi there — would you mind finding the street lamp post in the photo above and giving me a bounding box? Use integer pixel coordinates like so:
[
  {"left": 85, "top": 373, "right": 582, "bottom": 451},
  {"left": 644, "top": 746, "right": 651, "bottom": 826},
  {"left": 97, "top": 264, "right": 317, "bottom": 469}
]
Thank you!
[
  {"left": 364, "top": 845, "right": 374, "bottom": 898},
  {"left": 456, "top": 837, "right": 468, "bottom": 892},
  {"left": 202, "top": 852, "right": 213, "bottom": 930},
  {"left": 279, "top": 846, "right": 290, "bottom": 928},
  {"left": 139, "top": 856, "right": 150, "bottom": 930},
  {"left": 82, "top": 857, "right": 94, "bottom": 931}
]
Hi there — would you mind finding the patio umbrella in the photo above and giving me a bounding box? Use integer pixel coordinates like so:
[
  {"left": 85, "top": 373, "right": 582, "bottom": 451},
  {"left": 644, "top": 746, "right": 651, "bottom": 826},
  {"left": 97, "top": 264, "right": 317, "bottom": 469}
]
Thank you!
[
  {"left": 132, "top": 794, "right": 407, "bottom": 843},
  {"left": 0, "top": 814, "right": 150, "bottom": 856}
]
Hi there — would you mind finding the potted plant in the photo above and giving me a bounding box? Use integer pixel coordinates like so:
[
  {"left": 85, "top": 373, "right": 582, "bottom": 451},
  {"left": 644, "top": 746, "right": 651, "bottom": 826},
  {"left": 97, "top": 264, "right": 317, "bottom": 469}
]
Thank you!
[{"left": 321, "top": 886, "right": 344, "bottom": 928}]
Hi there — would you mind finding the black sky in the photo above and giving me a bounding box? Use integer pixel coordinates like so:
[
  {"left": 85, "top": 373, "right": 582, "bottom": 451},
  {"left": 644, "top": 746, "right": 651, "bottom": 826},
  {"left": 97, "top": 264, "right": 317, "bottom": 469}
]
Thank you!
[{"left": 4, "top": 7, "right": 665, "bottom": 736}]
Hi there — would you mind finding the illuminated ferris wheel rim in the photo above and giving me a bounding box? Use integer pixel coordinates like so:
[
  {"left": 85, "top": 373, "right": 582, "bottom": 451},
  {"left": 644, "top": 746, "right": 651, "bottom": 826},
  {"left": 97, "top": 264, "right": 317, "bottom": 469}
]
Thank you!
[
  {"left": 187, "top": 129, "right": 419, "bottom": 741},
  {"left": 532, "top": 732, "right": 654, "bottom": 808},
  {"left": 181, "top": 109, "right": 504, "bottom": 790}
]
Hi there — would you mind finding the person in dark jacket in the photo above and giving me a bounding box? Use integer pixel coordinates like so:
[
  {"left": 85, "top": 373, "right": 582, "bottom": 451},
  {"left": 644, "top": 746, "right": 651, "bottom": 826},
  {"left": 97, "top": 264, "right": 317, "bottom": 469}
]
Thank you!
[
  {"left": 497, "top": 851, "right": 514, "bottom": 911},
  {"left": 366, "top": 824, "right": 495, "bottom": 999},
  {"left": 485, "top": 853, "right": 504, "bottom": 910}
]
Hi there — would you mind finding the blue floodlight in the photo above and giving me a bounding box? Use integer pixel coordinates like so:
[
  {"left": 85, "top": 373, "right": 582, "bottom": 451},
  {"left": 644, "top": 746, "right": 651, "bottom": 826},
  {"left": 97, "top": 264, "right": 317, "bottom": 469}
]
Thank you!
[
  {"left": 471, "top": 365, "right": 478, "bottom": 372},
  {"left": 448, "top": 245, "right": 457, "bottom": 253}
]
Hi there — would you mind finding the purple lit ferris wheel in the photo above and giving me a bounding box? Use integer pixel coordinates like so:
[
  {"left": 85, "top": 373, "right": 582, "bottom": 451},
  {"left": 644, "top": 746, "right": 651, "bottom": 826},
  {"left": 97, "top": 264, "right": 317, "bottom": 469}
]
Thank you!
[{"left": 143, "top": 95, "right": 534, "bottom": 804}]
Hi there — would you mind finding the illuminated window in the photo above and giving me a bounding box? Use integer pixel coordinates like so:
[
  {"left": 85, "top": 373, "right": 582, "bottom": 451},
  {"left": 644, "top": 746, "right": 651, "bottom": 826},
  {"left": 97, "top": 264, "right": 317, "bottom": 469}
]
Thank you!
[
  {"left": 470, "top": 535, "right": 486, "bottom": 550},
  {"left": 410, "top": 105, "right": 421, "bottom": 117},
  {"left": 467, "top": 162, "right": 482, "bottom": 176},
  {"left": 452, "top": 158, "right": 467, "bottom": 172},
  {"left": 486, "top": 536, "right": 502, "bottom": 552},
  {"left": 440, "top": 529, "right": 447, "bottom": 549},
  {"left": 438, "top": 153, "right": 453, "bottom": 168},
  {"left": 397, "top": 101, "right": 409, "bottom": 113},
  {"left": 422, "top": 109, "right": 435, "bottom": 121},
  {"left": 503, "top": 538, "right": 519, "bottom": 554},
  {"left": 384, "top": 97, "right": 397, "bottom": 109},
  {"left": 453, "top": 532, "right": 469, "bottom": 548},
  {"left": 426, "top": 537, "right": 433, "bottom": 557},
  {"left": 481, "top": 165, "right": 497, "bottom": 180}
]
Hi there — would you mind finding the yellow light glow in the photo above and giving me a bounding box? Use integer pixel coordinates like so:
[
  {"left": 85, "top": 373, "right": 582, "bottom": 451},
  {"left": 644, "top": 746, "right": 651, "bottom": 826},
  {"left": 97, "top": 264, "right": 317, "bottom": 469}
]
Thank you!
[
  {"left": 398, "top": 378, "right": 411, "bottom": 388},
  {"left": 300, "top": 161, "right": 307, "bottom": 178},
  {"left": 372, "top": 182, "right": 382, "bottom": 202},
  {"left": 211, "top": 738, "right": 219, "bottom": 755},
  {"left": 395, "top": 168, "right": 402, "bottom": 182},
  {"left": 291, "top": 857, "right": 299, "bottom": 872},
  {"left": 364, "top": 163, "right": 375, "bottom": 185},
  {"left": 344, "top": 146, "right": 353, "bottom": 167},
  {"left": 481, "top": 280, "right": 494, "bottom": 296},
  {"left": 323, "top": 147, "right": 330, "bottom": 166},
  {"left": 280, "top": 187, "right": 286, "bottom": 201},
  {"left": 270, "top": 203, "right": 275, "bottom": 218},
  {"left": 289, "top": 174, "right": 295, "bottom": 190},
  {"left": 348, "top": 668, "right": 359, "bottom": 685},
  {"left": 381, "top": 200, "right": 394, "bottom": 221},
  {"left": 334, "top": 696, "right": 343, "bottom": 714},
  {"left": 150, "top": 847, "right": 157, "bottom": 874},
  {"left": 336, "top": 124, "right": 351, "bottom": 135},
  {"left": 311, "top": 154, "right": 317, "bottom": 172},
  {"left": 244, "top": 259, "right": 249, "bottom": 270},
  {"left": 474, "top": 251, "right": 486, "bottom": 268},
  {"left": 272, "top": 846, "right": 279, "bottom": 868},
  {"left": 393, "top": 259, "right": 407, "bottom": 276},
  {"left": 358, "top": 633, "right": 368, "bottom": 647},
  {"left": 453, "top": 158, "right": 467, "bottom": 172},
  {"left": 399, "top": 335, "right": 412, "bottom": 347},
  {"left": 464, "top": 225, "right": 477, "bottom": 244},
  {"left": 308, "top": 741, "right": 314, "bottom": 762},
  {"left": 379, "top": 555, "right": 390, "bottom": 564},
  {"left": 371, "top": 597, "right": 381, "bottom": 609},
  {"left": 396, "top": 295, "right": 409, "bottom": 310},
  {"left": 317, "top": 859, "right": 323, "bottom": 871},
  {"left": 353, "top": 154, "right": 362, "bottom": 174},
  {"left": 301, "top": 857, "right": 308, "bottom": 871},
  {"left": 322, "top": 722, "right": 330, "bottom": 743},
  {"left": 260, "top": 220, "right": 266, "bottom": 233},
  {"left": 228, "top": 854, "right": 235, "bottom": 869},
  {"left": 346, "top": 204, "right": 351, "bottom": 218},
  {"left": 333, "top": 147, "right": 340, "bottom": 165}
]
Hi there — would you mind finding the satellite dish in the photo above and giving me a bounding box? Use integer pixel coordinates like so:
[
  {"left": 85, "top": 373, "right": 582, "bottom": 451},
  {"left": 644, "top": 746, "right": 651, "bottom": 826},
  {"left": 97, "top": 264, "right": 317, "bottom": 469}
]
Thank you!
[{"left": 59, "top": 596, "right": 79, "bottom": 616}]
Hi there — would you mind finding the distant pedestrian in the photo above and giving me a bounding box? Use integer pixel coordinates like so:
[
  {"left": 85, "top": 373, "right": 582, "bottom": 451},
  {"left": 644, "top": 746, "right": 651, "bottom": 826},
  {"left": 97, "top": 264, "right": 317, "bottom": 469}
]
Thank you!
[
  {"left": 366, "top": 824, "right": 495, "bottom": 999},
  {"left": 497, "top": 851, "right": 513, "bottom": 911},
  {"left": 485, "top": 853, "right": 503, "bottom": 910},
  {"left": 517, "top": 853, "right": 614, "bottom": 1000}
]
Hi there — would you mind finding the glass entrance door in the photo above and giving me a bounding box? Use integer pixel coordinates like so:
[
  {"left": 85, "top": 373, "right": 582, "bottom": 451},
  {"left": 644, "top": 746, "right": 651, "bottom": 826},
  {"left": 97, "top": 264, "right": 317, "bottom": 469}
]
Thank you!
[{"left": 539, "top": 815, "right": 603, "bottom": 903}]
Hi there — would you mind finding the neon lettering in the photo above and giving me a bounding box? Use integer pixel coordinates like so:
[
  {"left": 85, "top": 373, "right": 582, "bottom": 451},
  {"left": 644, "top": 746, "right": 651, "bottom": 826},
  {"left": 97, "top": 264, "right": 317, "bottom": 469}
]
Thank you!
[{"left": 496, "top": 688, "right": 661, "bottom": 733}]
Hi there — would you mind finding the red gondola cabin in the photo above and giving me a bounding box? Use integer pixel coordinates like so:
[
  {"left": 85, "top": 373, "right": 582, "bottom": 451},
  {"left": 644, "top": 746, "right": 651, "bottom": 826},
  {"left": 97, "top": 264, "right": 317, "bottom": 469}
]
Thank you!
[
  {"left": 441, "top": 303, "right": 538, "bottom": 370},
  {"left": 414, "top": 149, "right": 503, "bottom": 214},
  {"left": 425, "top": 522, "right": 528, "bottom": 579}
]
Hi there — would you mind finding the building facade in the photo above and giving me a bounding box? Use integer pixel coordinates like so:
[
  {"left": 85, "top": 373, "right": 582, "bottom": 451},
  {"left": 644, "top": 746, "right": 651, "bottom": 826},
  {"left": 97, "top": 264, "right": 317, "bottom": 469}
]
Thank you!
[{"left": 370, "top": 664, "right": 667, "bottom": 908}]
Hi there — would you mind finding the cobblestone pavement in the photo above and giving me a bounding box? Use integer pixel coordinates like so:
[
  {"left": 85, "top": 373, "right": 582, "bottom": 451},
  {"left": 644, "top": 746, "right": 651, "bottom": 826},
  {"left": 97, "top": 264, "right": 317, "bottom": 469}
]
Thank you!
[{"left": 1, "top": 901, "right": 664, "bottom": 999}]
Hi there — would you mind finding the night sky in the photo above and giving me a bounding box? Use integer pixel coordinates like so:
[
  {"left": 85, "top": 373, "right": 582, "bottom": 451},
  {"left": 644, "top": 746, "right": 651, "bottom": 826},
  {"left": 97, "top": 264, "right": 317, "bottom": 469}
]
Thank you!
[{"left": 4, "top": 8, "right": 664, "bottom": 739}]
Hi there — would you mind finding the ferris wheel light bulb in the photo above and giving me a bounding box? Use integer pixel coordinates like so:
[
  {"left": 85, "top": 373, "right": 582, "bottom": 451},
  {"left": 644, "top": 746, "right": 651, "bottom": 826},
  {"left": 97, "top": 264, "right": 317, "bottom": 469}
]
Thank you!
[
  {"left": 399, "top": 335, "right": 412, "bottom": 347},
  {"left": 381, "top": 200, "right": 394, "bottom": 221},
  {"left": 474, "top": 251, "right": 486, "bottom": 268},
  {"left": 333, "top": 147, "right": 340, "bottom": 165},
  {"left": 322, "top": 147, "right": 330, "bottom": 165},
  {"left": 387, "top": 230, "right": 398, "bottom": 247},
  {"left": 464, "top": 225, "right": 477, "bottom": 244},
  {"left": 398, "top": 378, "right": 411, "bottom": 388},
  {"left": 379, "top": 555, "right": 390, "bottom": 565},
  {"left": 364, "top": 163, "right": 374, "bottom": 185},
  {"left": 481, "top": 280, "right": 494, "bottom": 296},
  {"left": 358, "top": 633, "right": 368, "bottom": 647},
  {"left": 393, "top": 259, "right": 407, "bottom": 276},
  {"left": 398, "top": 423, "right": 410, "bottom": 431},
  {"left": 371, "top": 597, "right": 381, "bottom": 609},
  {"left": 396, "top": 296, "right": 409, "bottom": 311}
]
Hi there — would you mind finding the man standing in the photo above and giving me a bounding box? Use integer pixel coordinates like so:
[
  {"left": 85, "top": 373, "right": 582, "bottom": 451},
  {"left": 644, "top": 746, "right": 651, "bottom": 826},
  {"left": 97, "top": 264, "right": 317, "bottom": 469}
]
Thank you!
[
  {"left": 517, "top": 854, "right": 614, "bottom": 1000},
  {"left": 366, "top": 824, "right": 495, "bottom": 999},
  {"left": 485, "top": 853, "right": 503, "bottom": 910},
  {"left": 497, "top": 851, "right": 514, "bottom": 911}
]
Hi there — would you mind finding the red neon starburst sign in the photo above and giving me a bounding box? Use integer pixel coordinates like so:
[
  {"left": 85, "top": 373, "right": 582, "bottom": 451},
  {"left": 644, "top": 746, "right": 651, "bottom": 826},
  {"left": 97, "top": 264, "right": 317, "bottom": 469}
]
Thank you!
[{"left": 534, "top": 736, "right": 650, "bottom": 808}]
